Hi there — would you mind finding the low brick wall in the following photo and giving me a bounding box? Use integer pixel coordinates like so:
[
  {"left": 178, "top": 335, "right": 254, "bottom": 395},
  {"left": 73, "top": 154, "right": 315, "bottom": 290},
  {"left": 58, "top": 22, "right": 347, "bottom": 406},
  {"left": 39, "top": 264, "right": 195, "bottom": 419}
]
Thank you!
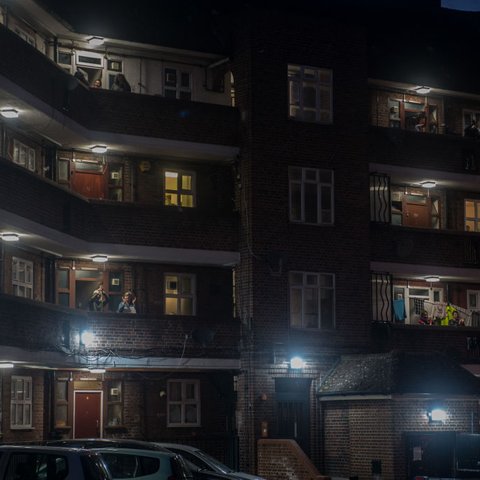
[{"left": 257, "top": 439, "right": 330, "bottom": 480}]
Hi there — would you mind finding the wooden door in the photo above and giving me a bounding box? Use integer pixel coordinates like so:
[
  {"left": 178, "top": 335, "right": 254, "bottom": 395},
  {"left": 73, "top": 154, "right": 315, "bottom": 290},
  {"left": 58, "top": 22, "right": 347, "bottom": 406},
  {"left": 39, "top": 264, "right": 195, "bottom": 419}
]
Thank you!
[
  {"left": 403, "top": 195, "right": 431, "bottom": 228},
  {"left": 74, "top": 391, "right": 102, "bottom": 438},
  {"left": 70, "top": 158, "right": 107, "bottom": 199}
]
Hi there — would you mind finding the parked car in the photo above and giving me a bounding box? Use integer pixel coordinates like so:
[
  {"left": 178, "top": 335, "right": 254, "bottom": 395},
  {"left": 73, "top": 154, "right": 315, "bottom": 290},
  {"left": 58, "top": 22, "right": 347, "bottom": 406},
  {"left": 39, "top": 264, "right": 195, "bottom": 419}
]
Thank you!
[
  {"left": 92, "top": 448, "right": 193, "bottom": 480},
  {"left": 0, "top": 445, "right": 112, "bottom": 480},
  {"left": 46, "top": 439, "right": 170, "bottom": 453},
  {"left": 155, "top": 444, "right": 265, "bottom": 480}
]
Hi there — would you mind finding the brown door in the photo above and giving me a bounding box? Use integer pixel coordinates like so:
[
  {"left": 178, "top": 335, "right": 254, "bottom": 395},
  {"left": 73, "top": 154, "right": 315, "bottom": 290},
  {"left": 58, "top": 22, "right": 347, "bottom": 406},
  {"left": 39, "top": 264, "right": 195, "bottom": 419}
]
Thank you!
[
  {"left": 71, "top": 171, "right": 106, "bottom": 198},
  {"left": 403, "top": 195, "right": 431, "bottom": 228},
  {"left": 74, "top": 391, "right": 102, "bottom": 438}
]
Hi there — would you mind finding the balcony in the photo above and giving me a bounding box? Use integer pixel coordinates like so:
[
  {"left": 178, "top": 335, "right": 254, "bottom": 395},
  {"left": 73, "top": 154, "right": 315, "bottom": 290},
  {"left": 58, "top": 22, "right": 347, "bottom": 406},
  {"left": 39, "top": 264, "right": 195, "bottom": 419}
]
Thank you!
[{"left": 0, "top": 294, "right": 240, "bottom": 369}]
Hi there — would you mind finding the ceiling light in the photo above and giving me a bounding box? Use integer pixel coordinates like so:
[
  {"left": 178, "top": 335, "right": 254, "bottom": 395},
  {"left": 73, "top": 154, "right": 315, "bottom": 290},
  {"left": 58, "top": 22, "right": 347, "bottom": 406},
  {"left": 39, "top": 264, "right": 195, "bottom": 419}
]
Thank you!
[
  {"left": 0, "top": 108, "right": 19, "bottom": 118},
  {"left": 425, "top": 276, "right": 440, "bottom": 283},
  {"left": 89, "top": 368, "right": 106, "bottom": 374},
  {"left": 0, "top": 363, "right": 14, "bottom": 369},
  {"left": 91, "top": 254, "right": 108, "bottom": 263},
  {"left": 290, "top": 356, "right": 305, "bottom": 369},
  {"left": 420, "top": 180, "right": 436, "bottom": 189},
  {"left": 91, "top": 145, "right": 108, "bottom": 154},
  {"left": 87, "top": 36, "right": 104, "bottom": 46},
  {"left": 1, "top": 233, "right": 19, "bottom": 242},
  {"left": 414, "top": 86, "right": 431, "bottom": 95}
]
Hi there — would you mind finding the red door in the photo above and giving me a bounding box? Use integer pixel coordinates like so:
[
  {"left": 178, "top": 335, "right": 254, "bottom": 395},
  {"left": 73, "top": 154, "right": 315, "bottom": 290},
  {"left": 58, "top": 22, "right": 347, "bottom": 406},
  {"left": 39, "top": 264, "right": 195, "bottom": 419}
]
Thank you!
[
  {"left": 71, "top": 171, "right": 106, "bottom": 199},
  {"left": 74, "top": 392, "right": 102, "bottom": 438}
]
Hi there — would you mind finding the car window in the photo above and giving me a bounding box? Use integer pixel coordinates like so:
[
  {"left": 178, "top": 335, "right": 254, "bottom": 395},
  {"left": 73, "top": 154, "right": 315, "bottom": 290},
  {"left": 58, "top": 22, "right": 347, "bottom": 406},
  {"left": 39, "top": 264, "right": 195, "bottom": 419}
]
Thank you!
[
  {"left": 100, "top": 453, "right": 160, "bottom": 479},
  {"left": 5, "top": 453, "right": 69, "bottom": 480},
  {"left": 167, "top": 451, "right": 208, "bottom": 471},
  {"left": 81, "top": 454, "right": 112, "bottom": 480}
]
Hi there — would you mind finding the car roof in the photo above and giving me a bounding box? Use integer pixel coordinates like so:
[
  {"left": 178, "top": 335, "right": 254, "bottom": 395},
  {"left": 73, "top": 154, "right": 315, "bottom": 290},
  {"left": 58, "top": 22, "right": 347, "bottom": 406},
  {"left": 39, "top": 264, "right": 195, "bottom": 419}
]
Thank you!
[
  {"left": 155, "top": 443, "right": 199, "bottom": 453},
  {"left": 47, "top": 439, "right": 169, "bottom": 451},
  {"left": 92, "top": 448, "right": 177, "bottom": 457},
  {"left": 0, "top": 445, "right": 90, "bottom": 453}
]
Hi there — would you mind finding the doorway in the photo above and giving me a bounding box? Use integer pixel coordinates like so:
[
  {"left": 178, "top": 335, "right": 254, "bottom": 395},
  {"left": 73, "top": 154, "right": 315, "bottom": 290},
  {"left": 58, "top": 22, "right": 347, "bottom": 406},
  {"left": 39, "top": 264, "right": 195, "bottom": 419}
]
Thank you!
[
  {"left": 74, "top": 391, "right": 102, "bottom": 438},
  {"left": 275, "top": 378, "right": 311, "bottom": 455}
]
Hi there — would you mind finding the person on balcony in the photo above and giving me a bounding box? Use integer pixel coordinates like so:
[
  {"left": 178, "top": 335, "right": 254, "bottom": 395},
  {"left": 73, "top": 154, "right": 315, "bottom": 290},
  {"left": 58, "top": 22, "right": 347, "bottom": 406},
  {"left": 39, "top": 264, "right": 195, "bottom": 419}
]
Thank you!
[
  {"left": 89, "top": 283, "right": 109, "bottom": 311},
  {"left": 117, "top": 291, "right": 137, "bottom": 313},
  {"left": 92, "top": 78, "right": 102, "bottom": 88},
  {"left": 111, "top": 73, "right": 131, "bottom": 92}
]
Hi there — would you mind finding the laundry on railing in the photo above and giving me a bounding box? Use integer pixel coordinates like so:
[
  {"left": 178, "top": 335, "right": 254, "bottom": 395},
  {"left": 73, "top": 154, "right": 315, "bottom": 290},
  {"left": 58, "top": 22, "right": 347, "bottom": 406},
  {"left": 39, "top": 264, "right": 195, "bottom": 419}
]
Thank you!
[{"left": 422, "top": 300, "right": 471, "bottom": 326}]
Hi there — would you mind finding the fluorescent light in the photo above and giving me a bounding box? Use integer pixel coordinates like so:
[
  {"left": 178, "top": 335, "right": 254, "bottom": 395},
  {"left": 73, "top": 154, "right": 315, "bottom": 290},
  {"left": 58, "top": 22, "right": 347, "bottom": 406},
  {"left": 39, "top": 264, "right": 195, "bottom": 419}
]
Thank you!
[
  {"left": 91, "top": 145, "right": 108, "bottom": 154},
  {"left": 0, "top": 363, "right": 14, "bottom": 369},
  {"left": 88, "top": 36, "right": 104, "bottom": 46},
  {"left": 91, "top": 254, "right": 108, "bottom": 263},
  {"left": 89, "top": 368, "right": 106, "bottom": 374},
  {"left": 425, "top": 276, "right": 440, "bottom": 283},
  {"left": 0, "top": 108, "right": 19, "bottom": 118},
  {"left": 1, "top": 233, "right": 19, "bottom": 242},
  {"left": 414, "top": 86, "right": 431, "bottom": 95},
  {"left": 420, "top": 180, "right": 436, "bottom": 189}
]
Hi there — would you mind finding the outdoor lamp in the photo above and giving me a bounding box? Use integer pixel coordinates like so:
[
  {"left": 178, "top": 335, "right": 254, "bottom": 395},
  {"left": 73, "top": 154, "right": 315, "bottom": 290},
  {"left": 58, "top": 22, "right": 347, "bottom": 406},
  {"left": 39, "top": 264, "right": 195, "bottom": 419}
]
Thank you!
[
  {"left": 1, "top": 233, "right": 19, "bottom": 242},
  {"left": 290, "top": 356, "right": 305, "bottom": 369},
  {"left": 425, "top": 276, "right": 440, "bottom": 283},
  {"left": 87, "top": 36, "right": 104, "bottom": 46},
  {"left": 0, "top": 363, "right": 14, "bottom": 369},
  {"left": 80, "top": 331, "right": 95, "bottom": 347},
  {"left": 0, "top": 108, "right": 19, "bottom": 118},
  {"left": 427, "top": 407, "right": 446, "bottom": 424},
  {"left": 420, "top": 180, "right": 436, "bottom": 189},
  {"left": 89, "top": 367, "right": 106, "bottom": 373},
  {"left": 414, "top": 86, "right": 431, "bottom": 95},
  {"left": 91, "top": 145, "right": 108, "bottom": 154},
  {"left": 91, "top": 254, "right": 108, "bottom": 263}
]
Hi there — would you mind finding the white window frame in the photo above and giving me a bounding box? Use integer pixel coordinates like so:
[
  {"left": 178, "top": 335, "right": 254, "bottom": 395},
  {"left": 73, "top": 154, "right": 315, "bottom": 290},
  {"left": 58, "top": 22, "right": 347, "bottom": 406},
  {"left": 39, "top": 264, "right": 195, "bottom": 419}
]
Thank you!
[
  {"left": 289, "top": 167, "right": 334, "bottom": 224},
  {"left": 167, "top": 379, "right": 200, "bottom": 427},
  {"left": 394, "top": 285, "right": 443, "bottom": 324},
  {"left": 465, "top": 199, "right": 480, "bottom": 232},
  {"left": 164, "top": 273, "right": 196, "bottom": 315},
  {"left": 164, "top": 169, "right": 196, "bottom": 208},
  {"left": 13, "top": 139, "right": 35, "bottom": 172},
  {"left": 11, "top": 376, "right": 33, "bottom": 429},
  {"left": 12, "top": 257, "right": 34, "bottom": 299},
  {"left": 75, "top": 50, "right": 104, "bottom": 68},
  {"left": 467, "top": 290, "right": 480, "bottom": 311},
  {"left": 164, "top": 67, "right": 192, "bottom": 100},
  {"left": 289, "top": 271, "right": 335, "bottom": 329},
  {"left": 288, "top": 64, "right": 332, "bottom": 123}
]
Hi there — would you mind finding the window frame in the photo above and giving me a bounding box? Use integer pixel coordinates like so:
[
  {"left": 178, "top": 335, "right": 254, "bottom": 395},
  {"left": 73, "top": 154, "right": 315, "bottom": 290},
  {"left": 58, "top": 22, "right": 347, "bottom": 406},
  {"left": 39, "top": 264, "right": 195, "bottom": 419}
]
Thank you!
[
  {"left": 11, "top": 376, "right": 33, "bottom": 429},
  {"left": 288, "top": 64, "right": 333, "bottom": 124},
  {"left": 106, "top": 380, "right": 123, "bottom": 427},
  {"left": 164, "top": 169, "right": 196, "bottom": 208},
  {"left": 13, "top": 139, "right": 36, "bottom": 172},
  {"left": 12, "top": 257, "right": 34, "bottom": 300},
  {"left": 465, "top": 198, "right": 480, "bottom": 232},
  {"left": 167, "top": 379, "right": 200, "bottom": 427},
  {"left": 164, "top": 273, "right": 196, "bottom": 316},
  {"left": 164, "top": 67, "right": 192, "bottom": 100},
  {"left": 289, "top": 271, "right": 335, "bottom": 329},
  {"left": 289, "top": 166, "right": 334, "bottom": 225}
]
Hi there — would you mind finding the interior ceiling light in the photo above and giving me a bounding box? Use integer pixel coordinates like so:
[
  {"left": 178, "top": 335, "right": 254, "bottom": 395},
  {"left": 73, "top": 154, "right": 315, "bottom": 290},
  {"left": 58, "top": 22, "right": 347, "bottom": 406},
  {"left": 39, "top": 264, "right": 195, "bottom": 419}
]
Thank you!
[
  {"left": 1, "top": 233, "right": 19, "bottom": 242},
  {"left": 425, "top": 275, "right": 440, "bottom": 283},
  {"left": 91, "top": 254, "right": 108, "bottom": 263},
  {"left": 87, "top": 36, "right": 104, "bottom": 46},
  {"left": 0, "top": 108, "right": 19, "bottom": 118},
  {"left": 91, "top": 145, "right": 108, "bottom": 154},
  {"left": 413, "top": 86, "right": 431, "bottom": 95},
  {"left": 420, "top": 180, "right": 436, "bottom": 189}
]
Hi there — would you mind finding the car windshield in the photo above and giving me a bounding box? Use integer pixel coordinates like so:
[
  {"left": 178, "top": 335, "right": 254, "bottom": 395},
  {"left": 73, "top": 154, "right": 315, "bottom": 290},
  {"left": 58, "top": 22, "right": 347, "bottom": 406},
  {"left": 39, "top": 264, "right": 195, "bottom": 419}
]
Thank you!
[{"left": 194, "top": 451, "right": 234, "bottom": 474}]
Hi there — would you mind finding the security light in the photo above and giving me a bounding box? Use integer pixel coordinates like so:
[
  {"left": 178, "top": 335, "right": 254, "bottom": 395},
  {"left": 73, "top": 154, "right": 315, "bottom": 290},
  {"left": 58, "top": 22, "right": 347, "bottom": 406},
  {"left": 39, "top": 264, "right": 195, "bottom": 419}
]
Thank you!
[
  {"left": 91, "top": 145, "right": 108, "bottom": 154},
  {"left": 0, "top": 108, "right": 19, "bottom": 118},
  {"left": 290, "top": 356, "right": 305, "bottom": 369},
  {"left": 91, "top": 254, "right": 108, "bottom": 263},
  {"left": 428, "top": 407, "right": 446, "bottom": 424},
  {"left": 87, "top": 36, "right": 104, "bottom": 46},
  {"left": 80, "top": 331, "right": 95, "bottom": 347},
  {"left": 420, "top": 180, "right": 436, "bottom": 189}
]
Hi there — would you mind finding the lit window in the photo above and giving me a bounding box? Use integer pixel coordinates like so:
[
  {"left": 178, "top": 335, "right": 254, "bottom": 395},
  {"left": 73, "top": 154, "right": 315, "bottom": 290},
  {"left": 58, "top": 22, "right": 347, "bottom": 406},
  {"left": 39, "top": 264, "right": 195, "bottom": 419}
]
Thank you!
[
  {"left": 11, "top": 376, "right": 33, "bottom": 429},
  {"left": 289, "top": 167, "right": 333, "bottom": 224},
  {"left": 13, "top": 139, "right": 35, "bottom": 172},
  {"left": 465, "top": 199, "right": 480, "bottom": 232},
  {"left": 288, "top": 64, "right": 332, "bottom": 123},
  {"left": 12, "top": 257, "right": 33, "bottom": 299},
  {"left": 167, "top": 379, "right": 200, "bottom": 427},
  {"left": 165, "top": 274, "right": 195, "bottom": 315},
  {"left": 289, "top": 272, "right": 335, "bottom": 329},
  {"left": 164, "top": 67, "right": 191, "bottom": 100},
  {"left": 164, "top": 170, "right": 195, "bottom": 208}
]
